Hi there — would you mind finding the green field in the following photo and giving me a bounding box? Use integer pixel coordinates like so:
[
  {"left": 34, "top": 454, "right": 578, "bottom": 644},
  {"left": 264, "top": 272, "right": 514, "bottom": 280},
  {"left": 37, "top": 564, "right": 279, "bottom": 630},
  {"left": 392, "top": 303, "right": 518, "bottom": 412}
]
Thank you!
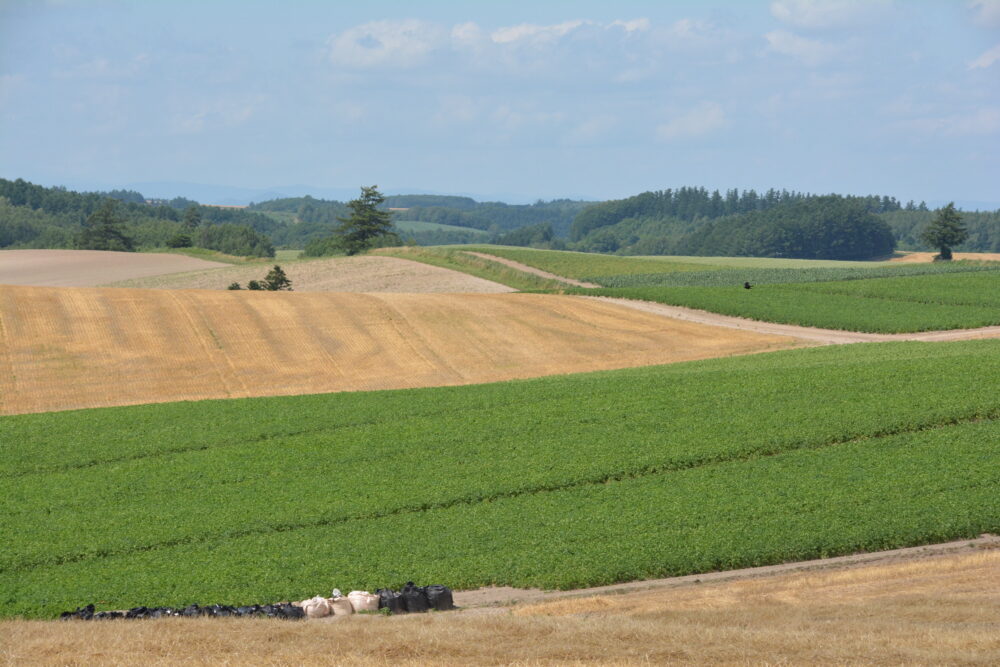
[
  {"left": 458, "top": 246, "right": 717, "bottom": 278},
  {"left": 596, "top": 260, "right": 1000, "bottom": 288},
  {"left": 394, "top": 220, "right": 490, "bottom": 235},
  {"left": 4, "top": 341, "right": 1000, "bottom": 617},
  {"left": 577, "top": 270, "right": 1000, "bottom": 333}
]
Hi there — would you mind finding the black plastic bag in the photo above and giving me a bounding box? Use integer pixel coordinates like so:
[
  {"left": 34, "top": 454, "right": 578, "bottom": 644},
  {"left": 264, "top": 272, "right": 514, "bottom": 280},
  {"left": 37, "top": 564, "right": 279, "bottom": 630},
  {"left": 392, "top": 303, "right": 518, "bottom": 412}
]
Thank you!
[
  {"left": 60, "top": 604, "right": 95, "bottom": 621},
  {"left": 181, "top": 604, "right": 203, "bottom": 617},
  {"left": 401, "top": 582, "right": 430, "bottom": 613},
  {"left": 377, "top": 588, "right": 407, "bottom": 614},
  {"left": 423, "top": 585, "right": 455, "bottom": 611},
  {"left": 125, "top": 606, "right": 150, "bottom": 620},
  {"left": 93, "top": 610, "right": 123, "bottom": 620}
]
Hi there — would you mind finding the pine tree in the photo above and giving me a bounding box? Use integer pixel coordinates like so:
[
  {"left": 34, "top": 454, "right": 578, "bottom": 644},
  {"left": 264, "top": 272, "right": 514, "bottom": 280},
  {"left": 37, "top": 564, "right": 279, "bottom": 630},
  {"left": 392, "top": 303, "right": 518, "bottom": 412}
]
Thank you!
[
  {"left": 77, "top": 199, "right": 135, "bottom": 251},
  {"left": 335, "top": 185, "right": 395, "bottom": 255},
  {"left": 920, "top": 202, "right": 967, "bottom": 260},
  {"left": 263, "top": 265, "right": 292, "bottom": 291}
]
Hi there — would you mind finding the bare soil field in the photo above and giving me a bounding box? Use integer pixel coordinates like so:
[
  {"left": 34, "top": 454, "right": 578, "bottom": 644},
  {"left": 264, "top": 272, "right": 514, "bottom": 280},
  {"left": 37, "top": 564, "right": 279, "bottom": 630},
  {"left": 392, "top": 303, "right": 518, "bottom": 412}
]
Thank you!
[
  {"left": 5, "top": 540, "right": 997, "bottom": 665},
  {"left": 890, "top": 251, "right": 1000, "bottom": 263},
  {"left": 109, "top": 255, "right": 515, "bottom": 293},
  {"left": 0, "top": 285, "right": 798, "bottom": 415},
  {"left": 0, "top": 249, "right": 227, "bottom": 287}
]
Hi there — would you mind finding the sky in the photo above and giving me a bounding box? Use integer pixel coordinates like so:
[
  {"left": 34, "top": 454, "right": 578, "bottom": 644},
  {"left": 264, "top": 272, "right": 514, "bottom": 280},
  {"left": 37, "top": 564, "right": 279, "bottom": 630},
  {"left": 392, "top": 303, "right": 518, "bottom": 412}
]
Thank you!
[{"left": 1, "top": 0, "right": 998, "bottom": 205}]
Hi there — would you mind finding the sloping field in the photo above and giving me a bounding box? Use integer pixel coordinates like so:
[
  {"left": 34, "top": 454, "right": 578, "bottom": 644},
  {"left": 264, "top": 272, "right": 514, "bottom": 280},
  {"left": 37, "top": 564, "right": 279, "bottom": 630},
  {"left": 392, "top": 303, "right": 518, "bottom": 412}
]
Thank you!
[
  {"left": 3, "top": 340, "right": 1000, "bottom": 618},
  {"left": 0, "top": 285, "right": 797, "bottom": 414},
  {"left": 0, "top": 249, "right": 228, "bottom": 286},
  {"left": 108, "top": 255, "right": 515, "bottom": 293}
]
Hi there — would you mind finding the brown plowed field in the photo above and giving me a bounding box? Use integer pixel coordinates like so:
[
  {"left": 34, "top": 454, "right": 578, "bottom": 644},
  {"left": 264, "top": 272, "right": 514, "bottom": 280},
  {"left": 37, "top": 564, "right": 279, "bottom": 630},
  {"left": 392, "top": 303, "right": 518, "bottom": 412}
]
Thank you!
[
  {"left": 108, "top": 255, "right": 515, "bottom": 293},
  {"left": 0, "top": 249, "right": 228, "bottom": 286},
  {"left": 0, "top": 285, "right": 799, "bottom": 415}
]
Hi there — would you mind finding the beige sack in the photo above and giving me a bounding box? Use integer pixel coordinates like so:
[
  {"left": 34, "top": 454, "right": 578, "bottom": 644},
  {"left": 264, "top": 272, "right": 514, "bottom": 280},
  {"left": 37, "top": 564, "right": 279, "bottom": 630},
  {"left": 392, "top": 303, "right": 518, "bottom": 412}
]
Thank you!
[
  {"left": 347, "top": 591, "right": 379, "bottom": 612},
  {"left": 328, "top": 596, "right": 354, "bottom": 616},
  {"left": 302, "top": 595, "right": 331, "bottom": 618}
]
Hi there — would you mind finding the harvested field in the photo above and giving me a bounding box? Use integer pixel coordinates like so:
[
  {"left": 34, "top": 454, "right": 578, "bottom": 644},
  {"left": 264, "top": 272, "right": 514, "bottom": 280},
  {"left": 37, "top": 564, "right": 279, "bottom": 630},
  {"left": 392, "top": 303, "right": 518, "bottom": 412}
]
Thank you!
[
  {"left": 0, "top": 285, "right": 798, "bottom": 414},
  {"left": 108, "top": 255, "right": 515, "bottom": 293},
  {"left": 0, "top": 249, "right": 227, "bottom": 287},
  {"left": 5, "top": 545, "right": 997, "bottom": 665},
  {"left": 891, "top": 251, "right": 1000, "bottom": 263}
]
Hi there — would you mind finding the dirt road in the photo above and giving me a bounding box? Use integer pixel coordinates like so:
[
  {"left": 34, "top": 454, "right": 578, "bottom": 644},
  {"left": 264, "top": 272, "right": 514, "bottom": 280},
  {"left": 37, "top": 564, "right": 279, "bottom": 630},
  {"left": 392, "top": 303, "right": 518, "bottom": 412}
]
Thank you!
[{"left": 463, "top": 251, "right": 601, "bottom": 288}]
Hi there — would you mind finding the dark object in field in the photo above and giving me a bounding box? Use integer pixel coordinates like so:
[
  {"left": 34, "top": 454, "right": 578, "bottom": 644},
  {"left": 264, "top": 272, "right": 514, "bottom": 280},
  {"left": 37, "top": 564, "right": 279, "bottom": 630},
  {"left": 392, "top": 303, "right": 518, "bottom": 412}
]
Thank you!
[
  {"left": 125, "top": 606, "right": 150, "bottom": 619},
  {"left": 401, "top": 582, "right": 430, "bottom": 613},
  {"left": 93, "top": 610, "right": 123, "bottom": 620},
  {"left": 181, "top": 604, "right": 204, "bottom": 617},
  {"left": 424, "top": 584, "right": 455, "bottom": 611},
  {"left": 377, "top": 588, "right": 407, "bottom": 614},
  {"left": 60, "top": 604, "right": 95, "bottom": 620},
  {"left": 744, "top": 282, "right": 752, "bottom": 290}
]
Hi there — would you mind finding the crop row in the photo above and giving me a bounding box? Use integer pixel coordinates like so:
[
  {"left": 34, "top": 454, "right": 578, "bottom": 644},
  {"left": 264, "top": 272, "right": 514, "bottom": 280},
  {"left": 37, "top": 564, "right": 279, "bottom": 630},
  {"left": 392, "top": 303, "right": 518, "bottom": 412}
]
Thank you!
[
  {"left": 3, "top": 415, "right": 997, "bottom": 618},
  {"left": 593, "top": 261, "right": 1000, "bottom": 288}
]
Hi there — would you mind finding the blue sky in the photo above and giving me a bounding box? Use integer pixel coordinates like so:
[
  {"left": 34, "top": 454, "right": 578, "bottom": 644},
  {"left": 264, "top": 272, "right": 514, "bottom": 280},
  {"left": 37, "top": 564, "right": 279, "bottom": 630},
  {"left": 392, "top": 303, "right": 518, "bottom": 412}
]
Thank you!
[{"left": 1, "top": 0, "right": 998, "bottom": 205}]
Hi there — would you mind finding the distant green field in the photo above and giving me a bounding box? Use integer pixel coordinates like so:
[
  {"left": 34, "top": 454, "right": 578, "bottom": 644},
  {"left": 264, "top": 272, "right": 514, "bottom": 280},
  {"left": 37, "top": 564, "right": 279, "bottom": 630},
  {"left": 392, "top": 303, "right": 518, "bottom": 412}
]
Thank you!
[
  {"left": 577, "top": 270, "right": 1000, "bottom": 333},
  {"left": 598, "top": 261, "right": 1000, "bottom": 288},
  {"left": 394, "top": 220, "right": 489, "bottom": 235},
  {"left": 632, "top": 255, "right": 896, "bottom": 269},
  {"left": 4, "top": 340, "right": 1000, "bottom": 617},
  {"left": 460, "top": 246, "right": 717, "bottom": 278}
]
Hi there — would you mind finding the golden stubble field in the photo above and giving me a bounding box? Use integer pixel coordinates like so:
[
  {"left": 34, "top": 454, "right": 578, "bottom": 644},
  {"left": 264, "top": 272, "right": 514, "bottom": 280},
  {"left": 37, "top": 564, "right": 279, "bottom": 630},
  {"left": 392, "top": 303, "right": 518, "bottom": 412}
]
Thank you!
[
  {"left": 0, "top": 285, "right": 800, "bottom": 415},
  {"left": 4, "top": 548, "right": 997, "bottom": 665}
]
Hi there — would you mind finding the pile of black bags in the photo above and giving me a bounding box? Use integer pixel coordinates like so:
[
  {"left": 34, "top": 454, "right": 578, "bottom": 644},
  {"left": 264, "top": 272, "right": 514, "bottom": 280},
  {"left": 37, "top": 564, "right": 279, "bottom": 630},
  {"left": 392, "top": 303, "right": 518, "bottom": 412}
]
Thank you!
[
  {"left": 58, "top": 582, "right": 454, "bottom": 620},
  {"left": 60, "top": 602, "right": 306, "bottom": 621},
  {"left": 376, "top": 582, "right": 455, "bottom": 614}
]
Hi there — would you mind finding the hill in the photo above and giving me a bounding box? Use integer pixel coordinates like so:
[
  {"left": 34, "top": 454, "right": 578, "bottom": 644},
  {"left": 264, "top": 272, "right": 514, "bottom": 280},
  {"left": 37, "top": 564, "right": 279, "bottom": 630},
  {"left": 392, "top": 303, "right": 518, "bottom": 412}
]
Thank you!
[
  {"left": 2, "top": 340, "right": 998, "bottom": 617},
  {"left": 0, "top": 285, "right": 795, "bottom": 415}
]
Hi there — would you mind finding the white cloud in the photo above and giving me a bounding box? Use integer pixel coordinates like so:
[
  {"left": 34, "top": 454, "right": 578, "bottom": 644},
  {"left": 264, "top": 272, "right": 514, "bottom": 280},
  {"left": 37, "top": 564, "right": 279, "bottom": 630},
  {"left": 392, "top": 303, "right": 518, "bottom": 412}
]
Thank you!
[
  {"left": 765, "top": 30, "right": 839, "bottom": 64},
  {"left": 970, "top": 43, "right": 1000, "bottom": 68},
  {"left": 970, "top": 0, "right": 1000, "bottom": 27},
  {"left": 656, "top": 102, "right": 728, "bottom": 141},
  {"left": 327, "top": 19, "right": 446, "bottom": 68},
  {"left": 902, "top": 108, "right": 1000, "bottom": 136},
  {"left": 610, "top": 18, "right": 651, "bottom": 33},
  {"left": 490, "top": 20, "right": 592, "bottom": 45},
  {"left": 770, "top": 0, "right": 892, "bottom": 30}
]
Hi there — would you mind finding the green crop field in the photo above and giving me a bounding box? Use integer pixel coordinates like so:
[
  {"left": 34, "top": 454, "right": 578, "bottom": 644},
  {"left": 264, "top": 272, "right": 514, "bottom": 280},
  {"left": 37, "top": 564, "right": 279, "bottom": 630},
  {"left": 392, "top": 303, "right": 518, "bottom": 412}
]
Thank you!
[
  {"left": 576, "top": 270, "right": 1000, "bottom": 333},
  {"left": 394, "top": 220, "right": 490, "bottom": 235},
  {"left": 3, "top": 340, "right": 1000, "bottom": 617},
  {"left": 596, "top": 261, "right": 1000, "bottom": 289}
]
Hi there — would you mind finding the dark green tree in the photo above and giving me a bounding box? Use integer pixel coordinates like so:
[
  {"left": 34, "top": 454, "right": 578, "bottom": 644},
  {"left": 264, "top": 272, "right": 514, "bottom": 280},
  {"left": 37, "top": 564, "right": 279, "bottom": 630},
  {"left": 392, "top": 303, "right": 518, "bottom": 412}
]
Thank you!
[
  {"left": 76, "top": 199, "right": 135, "bottom": 251},
  {"left": 335, "top": 185, "right": 395, "bottom": 255},
  {"left": 182, "top": 205, "right": 202, "bottom": 230},
  {"left": 920, "top": 202, "right": 967, "bottom": 260},
  {"left": 263, "top": 265, "right": 293, "bottom": 291}
]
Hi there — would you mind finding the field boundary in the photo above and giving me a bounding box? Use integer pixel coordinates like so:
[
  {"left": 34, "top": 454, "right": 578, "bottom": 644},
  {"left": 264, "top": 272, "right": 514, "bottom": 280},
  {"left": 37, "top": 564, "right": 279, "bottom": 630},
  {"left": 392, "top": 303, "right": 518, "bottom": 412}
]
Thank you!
[
  {"left": 455, "top": 533, "right": 1000, "bottom": 609},
  {"left": 591, "top": 296, "right": 1000, "bottom": 344}
]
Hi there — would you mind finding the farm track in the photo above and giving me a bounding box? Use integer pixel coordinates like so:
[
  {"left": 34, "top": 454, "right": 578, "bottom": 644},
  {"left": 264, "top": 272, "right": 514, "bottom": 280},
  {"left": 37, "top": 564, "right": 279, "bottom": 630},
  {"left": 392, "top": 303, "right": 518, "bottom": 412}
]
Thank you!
[
  {"left": 593, "top": 296, "right": 1000, "bottom": 344},
  {"left": 0, "top": 285, "right": 798, "bottom": 415},
  {"left": 6, "top": 411, "right": 995, "bottom": 574},
  {"left": 462, "top": 251, "right": 601, "bottom": 287}
]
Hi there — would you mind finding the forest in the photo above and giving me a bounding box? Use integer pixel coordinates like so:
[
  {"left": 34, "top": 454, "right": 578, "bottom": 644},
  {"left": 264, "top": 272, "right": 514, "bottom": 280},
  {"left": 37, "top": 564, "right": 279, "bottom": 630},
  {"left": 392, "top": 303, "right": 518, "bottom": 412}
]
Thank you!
[{"left": 1, "top": 178, "right": 998, "bottom": 260}]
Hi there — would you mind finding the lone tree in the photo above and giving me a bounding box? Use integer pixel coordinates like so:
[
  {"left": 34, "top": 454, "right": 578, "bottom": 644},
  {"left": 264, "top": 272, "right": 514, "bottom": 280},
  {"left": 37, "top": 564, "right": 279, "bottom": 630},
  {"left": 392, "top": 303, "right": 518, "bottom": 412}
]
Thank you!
[
  {"left": 920, "top": 202, "right": 967, "bottom": 261},
  {"left": 335, "top": 185, "right": 395, "bottom": 255},
  {"left": 77, "top": 199, "right": 135, "bottom": 251}
]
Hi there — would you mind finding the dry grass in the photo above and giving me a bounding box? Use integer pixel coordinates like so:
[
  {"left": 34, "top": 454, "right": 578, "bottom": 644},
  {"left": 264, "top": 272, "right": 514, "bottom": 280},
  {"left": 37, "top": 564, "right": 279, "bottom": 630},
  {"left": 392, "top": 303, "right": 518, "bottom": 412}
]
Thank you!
[
  {"left": 0, "top": 249, "right": 227, "bottom": 287},
  {"left": 107, "top": 255, "right": 516, "bottom": 293},
  {"left": 4, "top": 549, "right": 997, "bottom": 665},
  {"left": 0, "top": 285, "right": 799, "bottom": 414},
  {"left": 890, "top": 252, "right": 1000, "bottom": 263}
]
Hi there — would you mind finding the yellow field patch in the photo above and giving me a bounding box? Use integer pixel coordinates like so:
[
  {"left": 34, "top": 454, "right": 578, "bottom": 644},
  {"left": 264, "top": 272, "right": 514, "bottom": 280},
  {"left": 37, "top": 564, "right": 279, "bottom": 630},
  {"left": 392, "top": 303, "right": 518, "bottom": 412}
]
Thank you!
[{"left": 0, "top": 285, "right": 800, "bottom": 414}]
